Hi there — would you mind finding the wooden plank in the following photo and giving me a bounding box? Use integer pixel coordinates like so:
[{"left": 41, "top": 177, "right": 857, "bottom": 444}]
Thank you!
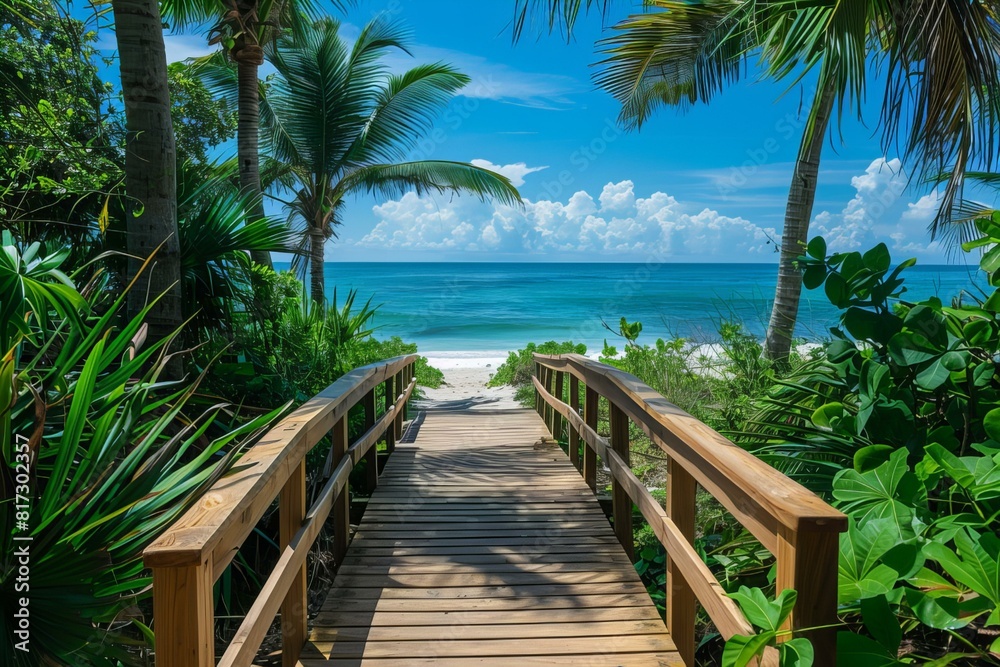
[
  {"left": 318, "top": 592, "right": 661, "bottom": 614},
  {"left": 312, "top": 606, "right": 662, "bottom": 627},
  {"left": 300, "top": 655, "right": 682, "bottom": 667},
  {"left": 305, "top": 635, "right": 677, "bottom": 659},
  {"left": 363, "top": 390, "right": 377, "bottom": 493},
  {"left": 311, "top": 619, "right": 670, "bottom": 641},
  {"left": 551, "top": 370, "right": 564, "bottom": 439}
]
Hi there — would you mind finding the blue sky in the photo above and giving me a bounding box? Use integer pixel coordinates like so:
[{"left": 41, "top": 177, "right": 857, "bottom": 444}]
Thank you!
[{"left": 138, "top": 0, "right": 985, "bottom": 264}]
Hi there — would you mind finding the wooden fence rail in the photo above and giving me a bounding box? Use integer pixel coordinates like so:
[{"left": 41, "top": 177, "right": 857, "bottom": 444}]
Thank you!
[
  {"left": 533, "top": 353, "right": 847, "bottom": 667},
  {"left": 143, "top": 355, "right": 418, "bottom": 667}
]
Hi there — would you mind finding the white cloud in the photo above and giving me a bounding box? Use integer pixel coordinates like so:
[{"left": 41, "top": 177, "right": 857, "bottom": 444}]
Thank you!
[
  {"left": 470, "top": 159, "right": 548, "bottom": 187},
  {"left": 811, "top": 157, "right": 908, "bottom": 251},
  {"left": 358, "top": 179, "right": 778, "bottom": 258}
]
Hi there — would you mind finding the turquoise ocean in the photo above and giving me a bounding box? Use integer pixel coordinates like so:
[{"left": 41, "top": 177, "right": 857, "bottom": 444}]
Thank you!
[{"left": 276, "top": 262, "right": 986, "bottom": 354}]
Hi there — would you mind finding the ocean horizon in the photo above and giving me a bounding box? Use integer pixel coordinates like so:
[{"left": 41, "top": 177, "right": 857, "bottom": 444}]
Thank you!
[{"left": 275, "top": 261, "right": 986, "bottom": 353}]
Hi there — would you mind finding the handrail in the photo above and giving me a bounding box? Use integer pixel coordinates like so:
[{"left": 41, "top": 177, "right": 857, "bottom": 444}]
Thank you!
[
  {"left": 533, "top": 353, "right": 846, "bottom": 667},
  {"left": 143, "top": 354, "right": 418, "bottom": 667}
]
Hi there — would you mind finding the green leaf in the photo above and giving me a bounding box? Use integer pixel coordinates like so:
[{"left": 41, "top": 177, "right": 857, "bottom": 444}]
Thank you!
[
  {"left": 839, "top": 518, "right": 904, "bottom": 604},
  {"left": 923, "top": 528, "right": 1000, "bottom": 622},
  {"left": 812, "top": 402, "right": 846, "bottom": 430},
  {"left": 778, "top": 637, "right": 814, "bottom": 667},
  {"left": 854, "top": 445, "right": 895, "bottom": 472},
  {"left": 832, "top": 449, "right": 923, "bottom": 539},
  {"left": 825, "top": 272, "right": 850, "bottom": 308},
  {"left": 860, "top": 594, "right": 900, "bottom": 654},
  {"left": 727, "top": 586, "right": 789, "bottom": 631},
  {"left": 984, "top": 408, "right": 1000, "bottom": 442},
  {"left": 863, "top": 243, "right": 891, "bottom": 273},
  {"left": 836, "top": 631, "right": 901, "bottom": 666},
  {"left": 722, "top": 631, "right": 775, "bottom": 667},
  {"left": 807, "top": 236, "right": 827, "bottom": 260},
  {"left": 887, "top": 331, "right": 940, "bottom": 367}
]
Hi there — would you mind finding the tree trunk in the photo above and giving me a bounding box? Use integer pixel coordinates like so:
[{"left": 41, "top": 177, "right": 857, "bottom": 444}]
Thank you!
[
  {"left": 235, "top": 43, "right": 272, "bottom": 269},
  {"left": 309, "top": 227, "right": 326, "bottom": 304},
  {"left": 764, "top": 85, "right": 837, "bottom": 363},
  {"left": 112, "top": 0, "right": 182, "bottom": 367}
]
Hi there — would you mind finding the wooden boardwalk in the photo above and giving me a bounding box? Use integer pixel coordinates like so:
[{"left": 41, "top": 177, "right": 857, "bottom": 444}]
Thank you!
[{"left": 299, "top": 404, "right": 681, "bottom": 666}]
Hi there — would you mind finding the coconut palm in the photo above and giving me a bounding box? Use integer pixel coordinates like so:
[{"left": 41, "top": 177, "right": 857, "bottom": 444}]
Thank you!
[
  {"left": 262, "top": 17, "right": 522, "bottom": 302},
  {"left": 111, "top": 0, "right": 183, "bottom": 341},
  {"left": 160, "top": 0, "right": 341, "bottom": 269},
  {"left": 513, "top": 0, "right": 1000, "bottom": 361}
]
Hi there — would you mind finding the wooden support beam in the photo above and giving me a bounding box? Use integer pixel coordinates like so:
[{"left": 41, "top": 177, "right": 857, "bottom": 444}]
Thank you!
[
  {"left": 383, "top": 377, "right": 395, "bottom": 454},
  {"left": 551, "top": 371, "right": 564, "bottom": 441},
  {"left": 279, "top": 461, "right": 307, "bottom": 667},
  {"left": 568, "top": 375, "right": 580, "bottom": 469},
  {"left": 332, "top": 415, "right": 350, "bottom": 567},
  {"left": 150, "top": 562, "right": 214, "bottom": 667},
  {"left": 583, "top": 386, "right": 598, "bottom": 493},
  {"left": 363, "top": 390, "right": 377, "bottom": 493},
  {"left": 394, "top": 370, "right": 404, "bottom": 439},
  {"left": 667, "top": 458, "right": 697, "bottom": 666},
  {"left": 776, "top": 526, "right": 839, "bottom": 667},
  {"left": 609, "top": 401, "right": 634, "bottom": 560}
]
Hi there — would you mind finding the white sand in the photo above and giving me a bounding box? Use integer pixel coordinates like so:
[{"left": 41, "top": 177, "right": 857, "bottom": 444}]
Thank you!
[{"left": 416, "top": 353, "right": 521, "bottom": 411}]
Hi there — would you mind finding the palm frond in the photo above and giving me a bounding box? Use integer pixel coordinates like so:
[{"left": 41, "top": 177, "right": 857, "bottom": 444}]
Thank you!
[{"left": 336, "top": 161, "right": 523, "bottom": 208}]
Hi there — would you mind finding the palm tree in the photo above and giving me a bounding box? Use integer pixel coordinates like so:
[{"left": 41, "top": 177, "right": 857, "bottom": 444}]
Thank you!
[
  {"left": 262, "top": 18, "right": 522, "bottom": 302},
  {"left": 161, "top": 0, "right": 339, "bottom": 269},
  {"left": 111, "top": 0, "right": 183, "bottom": 340},
  {"left": 514, "top": 0, "right": 1000, "bottom": 361}
]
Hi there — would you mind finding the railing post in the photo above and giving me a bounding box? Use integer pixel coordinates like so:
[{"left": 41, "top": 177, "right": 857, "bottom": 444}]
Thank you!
[
  {"left": 551, "top": 370, "right": 564, "bottom": 440},
  {"left": 279, "top": 460, "right": 307, "bottom": 666},
  {"left": 609, "top": 402, "right": 634, "bottom": 560},
  {"left": 540, "top": 366, "right": 551, "bottom": 428},
  {"left": 776, "top": 526, "right": 839, "bottom": 667},
  {"left": 534, "top": 362, "right": 542, "bottom": 417},
  {"left": 363, "top": 389, "right": 378, "bottom": 493},
  {"left": 383, "top": 376, "right": 395, "bottom": 454},
  {"left": 394, "top": 369, "right": 404, "bottom": 439},
  {"left": 332, "top": 415, "right": 350, "bottom": 566},
  {"left": 568, "top": 375, "right": 580, "bottom": 469},
  {"left": 667, "top": 458, "right": 697, "bottom": 666},
  {"left": 583, "top": 386, "right": 598, "bottom": 492},
  {"left": 151, "top": 561, "right": 214, "bottom": 667}
]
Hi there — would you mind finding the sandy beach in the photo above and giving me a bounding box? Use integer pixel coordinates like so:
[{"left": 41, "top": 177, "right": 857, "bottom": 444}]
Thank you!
[{"left": 416, "top": 354, "right": 522, "bottom": 410}]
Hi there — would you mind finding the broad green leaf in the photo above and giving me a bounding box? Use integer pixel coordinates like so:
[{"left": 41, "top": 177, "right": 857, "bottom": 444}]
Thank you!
[
  {"left": 832, "top": 449, "right": 923, "bottom": 539},
  {"left": 860, "top": 594, "right": 900, "bottom": 654},
  {"left": 807, "top": 236, "right": 827, "bottom": 260},
  {"left": 839, "top": 518, "right": 903, "bottom": 604},
  {"left": 778, "top": 637, "right": 814, "bottom": 667},
  {"left": 984, "top": 408, "right": 1000, "bottom": 442},
  {"left": 722, "top": 631, "right": 775, "bottom": 667},
  {"left": 854, "top": 445, "right": 894, "bottom": 472},
  {"left": 727, "top": 586, "right": 793, "bottom": 632},
  {"left": 836, "top": 631, "right": 901, "bottom": 667},
  {"left": 863, "top": 243, "right": 891, "bottom": 273},
  {"left": 923, "top": 529, "right": 1000, "bottom": 624}
]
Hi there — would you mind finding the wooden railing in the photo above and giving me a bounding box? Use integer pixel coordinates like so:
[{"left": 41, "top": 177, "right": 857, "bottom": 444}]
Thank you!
[
  {"left": 142, "top": 355, "right": 418, "bottom": 667},
  {"left": 533, "top": 353, "right": 847, "bottom": 667}
]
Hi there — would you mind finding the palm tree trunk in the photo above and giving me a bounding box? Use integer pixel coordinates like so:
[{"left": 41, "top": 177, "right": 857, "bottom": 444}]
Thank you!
[
  {"left": 309, "top": 227, "right": 326, "bottom": 303},
  {"left": 764, "top": 84, "right": 836, "bottom": 362},
  {"left": 112, "top": 0, "right": 182, "bottom": 367},
  {"left": 235, "top": 40, "right": 272, "bottom": 269}
]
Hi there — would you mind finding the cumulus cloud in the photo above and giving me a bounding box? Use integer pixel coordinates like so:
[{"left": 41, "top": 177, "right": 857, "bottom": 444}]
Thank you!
[
  {"left": 359, "top": 180, "right": 778, "bottom": 258},
  {"left": 470, "top": 159, "right": 548, "bottom": 187},
  {"left": 812, "top": 158, "right": 908, "bottom": 251}
]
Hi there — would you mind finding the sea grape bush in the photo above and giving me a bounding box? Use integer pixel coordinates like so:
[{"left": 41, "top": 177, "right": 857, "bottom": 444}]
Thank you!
[{"left": 739, "top": 224, "right": 1000, "bottom": 664}]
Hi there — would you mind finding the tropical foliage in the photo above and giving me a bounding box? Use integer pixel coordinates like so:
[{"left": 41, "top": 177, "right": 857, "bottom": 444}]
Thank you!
[
  {"left": 0, "top": 233, "right": 284, "bottom": 665},
  {"left": 259, "top": 18, "right": 522, "bottom": 300}
]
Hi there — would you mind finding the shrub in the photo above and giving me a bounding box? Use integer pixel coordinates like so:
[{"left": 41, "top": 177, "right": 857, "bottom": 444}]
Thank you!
[{"left": 0, "top": 233, "right": 283, "bottom": 665}]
